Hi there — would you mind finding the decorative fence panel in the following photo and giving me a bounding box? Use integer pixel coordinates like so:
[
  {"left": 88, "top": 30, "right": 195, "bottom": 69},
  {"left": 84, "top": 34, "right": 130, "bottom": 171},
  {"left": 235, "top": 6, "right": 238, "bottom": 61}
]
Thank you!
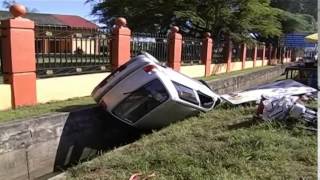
[
  {"left": 0, "top": 39, "right": 3, "bottom": 84},
  {"left": 257, "top": 43, "right": 264, "bottom": 60},
  {"left": 35, "top": 26, "right": 111, "bottom": 78},
  {"left": 181, "top": 37, "right": 202, "bottom": 65},
  {"left": 232, "top": 42, "right": 241, "bottom": 62},
  {"left": 212, "top": 41, "right": 225, "bottom": 64},
  {"left": 130, "top": 33, "right": 168, "bottom": 62},
  {"left": 246, "top": 44, "right": 254, "bottom": 61}
]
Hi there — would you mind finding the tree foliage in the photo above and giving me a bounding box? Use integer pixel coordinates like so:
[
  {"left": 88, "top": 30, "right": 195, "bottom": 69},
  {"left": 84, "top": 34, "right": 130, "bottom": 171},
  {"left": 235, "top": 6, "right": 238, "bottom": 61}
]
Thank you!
[
  {"left": 88, "top": 0, "right": 315, "bottom": 42},
  {"left": 271, "top": 0, "right": 317, "bottom": 20},
  {"left": 270, "top": 0, "right": 317, "bottom": 34}
]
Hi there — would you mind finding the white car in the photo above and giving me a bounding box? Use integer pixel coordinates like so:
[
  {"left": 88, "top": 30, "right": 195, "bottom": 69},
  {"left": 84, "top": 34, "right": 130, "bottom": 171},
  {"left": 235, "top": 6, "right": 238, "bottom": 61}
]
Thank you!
[{"left": 92, "top": 52, "right": 221, "bottom": 129}]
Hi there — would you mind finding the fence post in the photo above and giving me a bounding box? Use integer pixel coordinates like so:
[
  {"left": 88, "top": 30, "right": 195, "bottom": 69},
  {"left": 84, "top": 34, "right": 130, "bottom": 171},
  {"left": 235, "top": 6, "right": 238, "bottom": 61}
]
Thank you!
[
  {"left": 288, "top": 49, "right": 292, "bottom": 62},
  {"left": 226, "top": 37, "right": 232, "bottom": 72},
  {"left": 111, "top": 17, "right": 131, "bottom": 70},
  {"left": 273, "top": 46, "right": 278, "bottom": 64},
  {"left": 168, "top": 26, "right": 182, "bottom": 71},
  {"left": 262, "top": 43, "right": 266, "bottom": 66},
  {"left": 2, "top": 5, "right": 37, "bottom": 108},
  {"left": 201, "top": 32, "right": 213, "bottom": 77},
  {"left": 253, "top": 44, "right": 257, "bottom": 68},
  {"left": 240, "top": 43, "right": 247, "bottom": 69},
  {"left": 280, "top": 47, "right": 284, "bottom": 64}
]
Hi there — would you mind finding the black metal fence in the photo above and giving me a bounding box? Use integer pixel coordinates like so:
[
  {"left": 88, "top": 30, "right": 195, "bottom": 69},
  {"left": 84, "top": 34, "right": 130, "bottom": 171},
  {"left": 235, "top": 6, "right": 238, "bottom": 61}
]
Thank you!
[
  {"left": 0, "top": 40, "right": 3, "bottom": 84},
  {"left": 130, "top": 33, "right": 168, "bottom": 62},
  {"left": 212, "top": 41, "right": 225, "bottom": 64},
  {"left": 257, "top": 43, "right": 264, "bottom": 60},
  {"left": 246, "top": 45, "right": 254, "bottom": 61},
  {"left": 35, "top": 26, "right": 111, "bottom": 78},
  {"left": 232, "top": 43, "right": 241, "bottom": 62},
  {"left": 181, "top": 37, "right": 202, "bottom": 65}
]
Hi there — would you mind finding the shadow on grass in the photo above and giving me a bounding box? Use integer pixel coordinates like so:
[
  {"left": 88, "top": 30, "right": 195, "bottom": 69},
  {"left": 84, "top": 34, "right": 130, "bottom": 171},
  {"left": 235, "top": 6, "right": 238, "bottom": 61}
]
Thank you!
[{"left": 226, "top": 117, "right": 260, "bottom": 130}]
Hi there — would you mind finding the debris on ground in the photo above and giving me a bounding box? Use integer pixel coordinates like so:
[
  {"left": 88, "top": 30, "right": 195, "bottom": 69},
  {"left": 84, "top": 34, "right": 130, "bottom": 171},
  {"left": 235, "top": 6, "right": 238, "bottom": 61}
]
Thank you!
[
  {"left": 221, "top": 79, "right": 317, "bottom": 105},
  {"left": 256, "top": 95, "right": 317, "bottom": 127}
]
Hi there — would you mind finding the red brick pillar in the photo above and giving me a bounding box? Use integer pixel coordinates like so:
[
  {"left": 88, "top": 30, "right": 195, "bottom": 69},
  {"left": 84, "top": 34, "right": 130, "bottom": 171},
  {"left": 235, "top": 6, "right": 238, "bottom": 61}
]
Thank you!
[
  {"left": 240, "top": 43, "right": 247, "bottom": 69},
  {"left": 201, "top": 32, "right": 213, "bottom": 77},
  {"left": 253, "top": 44, "right": 257, "bottom": 68},
  {"left": 111, "top": 17, "right": 131, "bottom": 70},
  {"left": 226, "top": 37, "right": 232, "bottom": 72},
  {"left": 262, "top": 44, "right": 266, "bottom": 66},
  {"left": 168, "top": 26, "right": 182, "bottom": 71},
  {"left": 2, "top": 5, "right": 37, "bottom": 108}
]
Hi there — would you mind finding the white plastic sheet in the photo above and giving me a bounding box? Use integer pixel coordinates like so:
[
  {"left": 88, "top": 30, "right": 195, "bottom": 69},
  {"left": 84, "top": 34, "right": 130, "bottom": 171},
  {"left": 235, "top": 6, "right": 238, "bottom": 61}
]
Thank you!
[{"left": 221, "top": 79, "right": 317, "bottom": 105}]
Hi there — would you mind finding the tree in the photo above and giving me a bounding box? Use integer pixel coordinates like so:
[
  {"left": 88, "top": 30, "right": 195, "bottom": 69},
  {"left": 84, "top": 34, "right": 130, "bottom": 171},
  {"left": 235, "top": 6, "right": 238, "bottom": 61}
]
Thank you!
[
  {"left": 174, "top": 0, "right": 282, "bottom": 42},
  {"left": 270, "top": 0, "right": 317, "bottom": 34},
  {"left": 270, "top": 0, "right": 317, "bottom": 20},
  {"left": 88, "top": 0, "right": 282, "bottom": 42}
]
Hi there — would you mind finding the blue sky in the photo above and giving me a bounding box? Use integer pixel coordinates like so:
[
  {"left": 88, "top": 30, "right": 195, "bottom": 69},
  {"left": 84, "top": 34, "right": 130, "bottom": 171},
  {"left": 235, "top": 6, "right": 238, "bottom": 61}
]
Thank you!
[{"left": 0, "top": 0, "right": 97, "bottom": 20}]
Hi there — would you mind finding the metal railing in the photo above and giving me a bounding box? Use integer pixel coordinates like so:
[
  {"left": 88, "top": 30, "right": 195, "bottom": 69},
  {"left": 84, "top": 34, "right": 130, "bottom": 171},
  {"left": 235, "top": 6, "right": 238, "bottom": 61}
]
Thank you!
[
  {"left": 131, "top": 33, "right": 168, "bottom": 62},
  {"left": 0, "top": 39, "right": 3, "bottom": 84},
  {"left": 181, "top": 37, "right": 202, "bottom": 65},
  {"left": 35, "top": 26, "right": 111, "bottom": 78},
  {"left": 257, "top": 43, "right": 264, "bottom": 60},
  {"left": 232, "top": 43, "right": 241, "bottom": 62},
  {"left": 212, "top": 41, "right": 226, "bottom": 64},
  {"left": 246, "top": 45, "right": 254, "bottom": 61}
]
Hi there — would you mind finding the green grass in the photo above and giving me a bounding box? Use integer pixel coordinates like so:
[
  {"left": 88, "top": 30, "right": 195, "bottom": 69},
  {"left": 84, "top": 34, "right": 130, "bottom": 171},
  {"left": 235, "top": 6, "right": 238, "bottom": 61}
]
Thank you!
[
  {"left": 67, "top": 104, "right": 317, "bottom": 179},
  {"left": 0, "top": 96, "right": 94, "bottom": 123},
  {"left": 202, "top": 65, "right": 274, "bottom": 81}
]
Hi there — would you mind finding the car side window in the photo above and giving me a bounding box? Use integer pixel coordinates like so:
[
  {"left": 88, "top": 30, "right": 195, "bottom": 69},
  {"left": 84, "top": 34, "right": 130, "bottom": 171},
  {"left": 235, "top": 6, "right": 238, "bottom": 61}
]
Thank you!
[{"left": 112, "top": 79, "right": 169, "bottom": 123}]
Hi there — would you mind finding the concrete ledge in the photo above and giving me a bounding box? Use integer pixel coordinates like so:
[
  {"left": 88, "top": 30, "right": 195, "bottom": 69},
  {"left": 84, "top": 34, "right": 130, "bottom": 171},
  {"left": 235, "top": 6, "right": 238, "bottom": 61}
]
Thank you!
[
  {"left": 0, "top": 65, "right": 287, "bottom": 179},
  {"left": 37, "top": 73, "right": 109, "bottom": 103},
  {"left": 206, "top": 65, "right": 287, "bottom": 94},
  {"left": 180, "top": 65, "right": 205, "bottom": 78},
  {"left": 0, "top": 84, "right": 12, "bottom": 110},
  {"left": 0, "top": 107, "right": 141, "bottom": 180}
]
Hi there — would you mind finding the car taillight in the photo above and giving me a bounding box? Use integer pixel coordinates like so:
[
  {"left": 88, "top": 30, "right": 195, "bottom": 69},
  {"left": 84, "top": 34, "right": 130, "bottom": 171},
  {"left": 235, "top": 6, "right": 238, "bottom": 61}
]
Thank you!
[{"left": 143, "top": 64, "right": 157, "bottom": 73}]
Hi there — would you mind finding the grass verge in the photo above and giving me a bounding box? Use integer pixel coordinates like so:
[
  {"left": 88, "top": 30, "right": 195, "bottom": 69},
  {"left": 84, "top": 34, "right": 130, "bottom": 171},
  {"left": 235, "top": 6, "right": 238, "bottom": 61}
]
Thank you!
[
  {"left": 67, "top": 103, "right": 316, "bottom": 179},
  {"left": 0, "top": 97, "right": 94, "bottom": 123}
]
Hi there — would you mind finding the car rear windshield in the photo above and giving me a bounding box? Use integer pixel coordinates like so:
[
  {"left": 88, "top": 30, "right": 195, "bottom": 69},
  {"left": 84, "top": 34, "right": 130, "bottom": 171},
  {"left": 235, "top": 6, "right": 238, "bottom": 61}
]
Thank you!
[
  {"left": 112, "top": 79, "right": 169, "bottom": 123},
  {"left": 197, "top": 91, "right": 214, "bottom": 109}
]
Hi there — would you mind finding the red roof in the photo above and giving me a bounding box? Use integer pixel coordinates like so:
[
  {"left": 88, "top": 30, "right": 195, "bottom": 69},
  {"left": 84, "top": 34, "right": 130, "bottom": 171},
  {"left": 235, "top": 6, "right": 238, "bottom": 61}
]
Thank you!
[{"left": 53, "top": 15, "right": 98, "bottom": 29}]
